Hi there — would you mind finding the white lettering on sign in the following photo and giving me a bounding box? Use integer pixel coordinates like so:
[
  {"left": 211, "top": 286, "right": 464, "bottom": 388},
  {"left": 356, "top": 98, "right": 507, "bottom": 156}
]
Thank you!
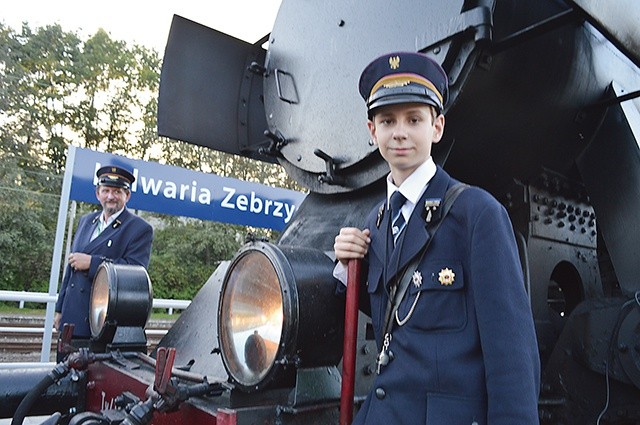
[
  {"left": 221, "top": 186, "right": 296, "bottom": 224},
  {"left": 137, "top": 177, "right": 212, "bottom": 205},
  {"left": 91, "top": 161, "right": 302, "bottom": 227}
]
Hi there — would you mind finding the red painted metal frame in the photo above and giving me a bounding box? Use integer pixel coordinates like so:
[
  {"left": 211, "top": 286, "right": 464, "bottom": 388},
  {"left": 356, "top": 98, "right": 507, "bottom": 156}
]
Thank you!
[
  {"left": 85, "top": 362, "right": 234, "bottom": 425},
  {"left": 339, "top": 259, "right": 361, "bottom": 425}
]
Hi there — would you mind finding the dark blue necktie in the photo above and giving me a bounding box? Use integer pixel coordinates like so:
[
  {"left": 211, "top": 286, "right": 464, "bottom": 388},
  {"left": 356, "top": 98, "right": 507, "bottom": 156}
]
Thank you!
[{"left": 389, "top": 191, "right": 407, "bottom": 245}]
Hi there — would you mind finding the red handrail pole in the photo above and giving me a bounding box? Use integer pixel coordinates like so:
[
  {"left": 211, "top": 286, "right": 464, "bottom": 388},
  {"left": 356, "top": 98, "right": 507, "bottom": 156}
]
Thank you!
[{"left": 339, "top": 259, "right": 362, "bottom": 425}]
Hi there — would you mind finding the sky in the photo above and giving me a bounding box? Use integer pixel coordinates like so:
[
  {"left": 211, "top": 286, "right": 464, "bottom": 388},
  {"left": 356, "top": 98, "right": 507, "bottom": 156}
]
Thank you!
[{"left": 1, "top": 0, "right": 282, "bottom": 53}]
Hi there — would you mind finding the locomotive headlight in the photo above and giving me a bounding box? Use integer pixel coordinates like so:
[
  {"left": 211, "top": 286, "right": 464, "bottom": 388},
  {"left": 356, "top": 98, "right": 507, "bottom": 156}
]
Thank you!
[
  {"left": 90, "top": 271, "right": 110, "bottom": 335},
  {"left": 218, "top": 241, "right": 344, "bottom": 392},
  {"left": 89, "top": 263, "right": 153, "bottom": 351}
]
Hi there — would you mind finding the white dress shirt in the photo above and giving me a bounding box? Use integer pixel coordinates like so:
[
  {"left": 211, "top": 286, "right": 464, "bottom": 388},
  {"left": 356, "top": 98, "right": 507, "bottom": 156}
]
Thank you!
[
  {"left": 333, "top": 157, "right": 437, "bottom": 285},
  {"left": 91, "top": 207, "right": 125, "bottom": 241}
]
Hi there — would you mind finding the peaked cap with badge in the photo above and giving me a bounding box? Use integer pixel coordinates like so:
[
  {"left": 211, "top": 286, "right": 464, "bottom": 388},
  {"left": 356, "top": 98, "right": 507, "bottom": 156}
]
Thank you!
[
  {"left": 358, "top": 51, "right": 449, "bottom": 116},
  {"left": 97, "top": 165, "right": 136, "bottom": 190}
]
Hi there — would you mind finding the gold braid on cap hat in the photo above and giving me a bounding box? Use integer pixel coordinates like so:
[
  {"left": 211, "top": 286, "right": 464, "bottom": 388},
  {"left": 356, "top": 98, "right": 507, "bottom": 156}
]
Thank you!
[
  {"left": 368, "top": 73, "right": 443, "bottom": 105},
  {"left": 100, "top": 173, "right": 131, "bottom": 183}
]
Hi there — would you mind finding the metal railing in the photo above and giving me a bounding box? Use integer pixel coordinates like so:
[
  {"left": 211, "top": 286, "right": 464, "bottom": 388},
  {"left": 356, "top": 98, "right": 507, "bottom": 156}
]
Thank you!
[
  {"left": 0, "top": 290, "right": 190, "bottom": 362},
  {"left": 0, "top": 290, "right": 190, "bottom": 311}
]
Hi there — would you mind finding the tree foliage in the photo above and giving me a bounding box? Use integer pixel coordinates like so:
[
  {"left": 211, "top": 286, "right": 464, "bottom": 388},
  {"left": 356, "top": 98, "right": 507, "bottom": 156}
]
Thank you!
[
  {"left": 148, "top": 220, "right": 244, "bottom": 300},
  {"left": 0, "top": 157, "right": 57, "bottom": 291},
  {"left": 0, "top": 21, "right": 301, "bottom": 300}
]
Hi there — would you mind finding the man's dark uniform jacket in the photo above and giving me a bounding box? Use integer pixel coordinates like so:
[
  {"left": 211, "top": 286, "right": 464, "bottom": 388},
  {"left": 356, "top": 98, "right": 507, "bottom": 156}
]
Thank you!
[
  {"left": 353, "top": 166, "right": 540, "bottom": 425},
  {"left": 55, "top": 208, "right": 153, "bottom": 337}
]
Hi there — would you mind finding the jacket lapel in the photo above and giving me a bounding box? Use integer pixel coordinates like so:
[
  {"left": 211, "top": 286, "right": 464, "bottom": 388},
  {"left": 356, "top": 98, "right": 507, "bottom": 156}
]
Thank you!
[
  {"left": 384, "top": 167, "right": 452, "bottom": 286},
  {"left": 84, "top": 209, "right": 130, "bottom": 252},
  {"left": 78, "top": 212, "right": 101, "bottom": 250},
  {"left": 369, "top": 201, "right": 390, "bottom": 266}
]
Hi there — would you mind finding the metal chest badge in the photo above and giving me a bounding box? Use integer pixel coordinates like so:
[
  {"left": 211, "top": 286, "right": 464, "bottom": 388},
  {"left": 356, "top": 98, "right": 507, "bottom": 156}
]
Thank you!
[
  {"left": 412, "top": 270, "right": 423, "bottom": 288},
  {"left": 424, "top": 199, "right": 441, "bottom": 223},
  {"left": 438, "top": 268, "right": 455, "bottom": 286},
  {"left": 396, "top": 271, "right": 423, "bottom": 327},
  {"left": 376, "top": 203, "right": 385, "bottom": 228}
]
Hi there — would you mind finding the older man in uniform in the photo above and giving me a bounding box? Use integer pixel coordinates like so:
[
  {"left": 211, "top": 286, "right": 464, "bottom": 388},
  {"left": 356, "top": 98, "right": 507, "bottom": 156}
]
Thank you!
[{"left": 54, "top": 165, "right": 153, "bottom": 356}]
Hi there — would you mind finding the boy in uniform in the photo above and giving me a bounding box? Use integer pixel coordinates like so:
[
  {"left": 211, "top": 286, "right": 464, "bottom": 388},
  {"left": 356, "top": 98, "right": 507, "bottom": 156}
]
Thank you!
[{"left": 334, "top": 52, "right": 540, "bottom": 424}]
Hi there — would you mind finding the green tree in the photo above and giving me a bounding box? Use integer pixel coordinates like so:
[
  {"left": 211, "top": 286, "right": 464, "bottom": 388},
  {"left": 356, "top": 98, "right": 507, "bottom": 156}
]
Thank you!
[
  {"left": 0, "top": 157, "right": 58, "bottom": 291},
  {"left": 0, "top": 23, "right": 82, "bottom": 173},
  {"left": 69, "top": 29, "right": 162, "bottom": 160},
  {"left": 0, "top": 21, "right": 302, "bottom": 300},
  {"left": 148, "top": 220, "right": 244, "bottom": 300}
]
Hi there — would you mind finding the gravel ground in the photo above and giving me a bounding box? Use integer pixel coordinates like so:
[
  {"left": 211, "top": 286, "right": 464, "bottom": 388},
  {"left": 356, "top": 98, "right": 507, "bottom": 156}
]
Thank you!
[
  {"left": 0, "top": 314, "right": 174, "bottom": 364},
  {"left": 0, "top": 350, "right": 56, "bottom": 363}
]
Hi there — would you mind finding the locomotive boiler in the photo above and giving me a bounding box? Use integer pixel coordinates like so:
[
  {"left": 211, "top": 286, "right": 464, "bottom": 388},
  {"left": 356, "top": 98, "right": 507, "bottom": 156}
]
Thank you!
[{"left": 3, "top": 0, "right": 640, "bottom": 424}]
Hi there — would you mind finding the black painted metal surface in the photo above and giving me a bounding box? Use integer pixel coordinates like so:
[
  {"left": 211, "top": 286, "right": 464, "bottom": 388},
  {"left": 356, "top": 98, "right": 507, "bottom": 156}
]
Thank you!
[
  {"left": 0, "top": 367, "right": 82, "bottom": 419},
  {"left": 158, "top": 15, "right": 273, "bottom": 163}
]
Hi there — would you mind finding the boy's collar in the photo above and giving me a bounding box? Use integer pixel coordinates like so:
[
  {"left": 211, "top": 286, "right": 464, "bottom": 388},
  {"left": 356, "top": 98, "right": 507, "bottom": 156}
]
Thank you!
[{"left": 386, "top": 157, "right": 437, "bottom": 205}]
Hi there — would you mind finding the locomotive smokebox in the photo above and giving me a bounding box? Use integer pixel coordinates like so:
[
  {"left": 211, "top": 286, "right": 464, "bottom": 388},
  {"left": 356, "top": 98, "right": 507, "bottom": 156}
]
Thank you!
[{"left": 158, "top": 0, "right": 488, "bottom": 195}]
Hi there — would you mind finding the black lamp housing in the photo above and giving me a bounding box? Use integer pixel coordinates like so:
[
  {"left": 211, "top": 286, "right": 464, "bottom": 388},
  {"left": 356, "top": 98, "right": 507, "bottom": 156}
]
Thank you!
[
  {"left": 217, "top": 241, "right": 345, "bottom": 393},
  {"left": 89, "top": 262, "right": 153, "bottom": 353}
]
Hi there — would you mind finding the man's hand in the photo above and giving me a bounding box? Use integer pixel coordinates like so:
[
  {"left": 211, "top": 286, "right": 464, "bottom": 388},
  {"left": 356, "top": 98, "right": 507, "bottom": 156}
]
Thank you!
[
  {"left": 68, "top": 252, "right": 91, "bottom": 271},
  {"left": 334, "top": 227, "right": 371, "bottom": 264},
  {"left": 54, "top": 312, "right": 61, "bottom": 331}
]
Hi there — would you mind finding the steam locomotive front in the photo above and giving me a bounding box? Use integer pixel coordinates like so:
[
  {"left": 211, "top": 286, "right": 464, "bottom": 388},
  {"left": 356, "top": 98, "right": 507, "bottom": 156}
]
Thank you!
[
  {"left": 3, "top": 1, "right": 640, "bottom": 424},
  {"left": 157, "top": 0, "right": 640, "bottom": 422}
]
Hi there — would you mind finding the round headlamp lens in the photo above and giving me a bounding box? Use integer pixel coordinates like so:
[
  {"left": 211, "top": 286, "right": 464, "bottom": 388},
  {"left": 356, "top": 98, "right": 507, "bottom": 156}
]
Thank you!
[
  {"left": 219, "top": 251, "right": 284, "bottom": 387},
  {"left": 90, "top": 266, "right": 110, "bottom": 337}
]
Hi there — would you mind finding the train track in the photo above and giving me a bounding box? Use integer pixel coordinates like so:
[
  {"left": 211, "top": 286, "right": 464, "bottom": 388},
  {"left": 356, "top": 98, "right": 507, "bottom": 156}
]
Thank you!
[{"left": 0, "top": 315, "right": 175, "bottom": 362}]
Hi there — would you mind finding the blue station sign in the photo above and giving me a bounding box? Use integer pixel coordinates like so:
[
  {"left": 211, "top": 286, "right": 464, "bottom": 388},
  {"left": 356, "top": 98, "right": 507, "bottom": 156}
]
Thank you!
[{"left": 69, "top": 148, "right": 307, "bottom": 231}]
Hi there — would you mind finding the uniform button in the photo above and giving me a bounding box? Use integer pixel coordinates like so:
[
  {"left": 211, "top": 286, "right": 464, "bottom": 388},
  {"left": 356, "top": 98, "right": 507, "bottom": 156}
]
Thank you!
[
  {"left": 375, "top": 387, "right": 386, "bottom": 400},
  {"left": 80, "top": 288, "right": 84, "bottom": 293},
  {"left": 70, "top": 284, "right": 75, "bottom": 288}
]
